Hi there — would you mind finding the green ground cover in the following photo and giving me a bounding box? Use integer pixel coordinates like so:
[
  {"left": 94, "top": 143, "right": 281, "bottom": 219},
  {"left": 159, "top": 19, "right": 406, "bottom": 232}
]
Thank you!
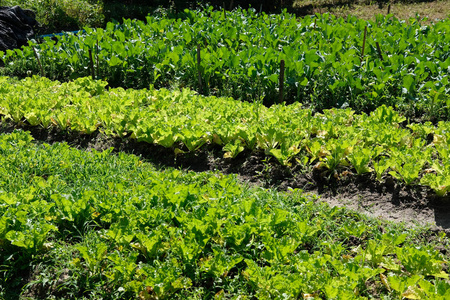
[{"left": 0, "top": 130, "right": 448, "bottom": 299}]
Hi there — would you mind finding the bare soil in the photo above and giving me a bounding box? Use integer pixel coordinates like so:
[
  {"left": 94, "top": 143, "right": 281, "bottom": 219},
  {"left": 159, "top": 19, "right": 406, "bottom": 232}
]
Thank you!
[
  {"left": 3, "top": 122, "right": 450, "bottom": 233},
  {"left": 293, "top": 0, "right": 450, "bottom": 22}
]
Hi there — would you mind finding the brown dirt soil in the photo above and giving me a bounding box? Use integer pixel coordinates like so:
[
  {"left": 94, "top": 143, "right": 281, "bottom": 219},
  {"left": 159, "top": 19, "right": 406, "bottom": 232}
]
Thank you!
[
  {"left": 293, "top": 0, "right": 450, "bottom": 22},
  {"left": 2, "top": 122, "right": 450, "bottom": 233}
]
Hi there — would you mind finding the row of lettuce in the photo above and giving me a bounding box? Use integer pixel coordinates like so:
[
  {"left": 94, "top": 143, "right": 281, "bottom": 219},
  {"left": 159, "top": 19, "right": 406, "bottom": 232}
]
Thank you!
[
  {"left": 1, "top": 75, "right": 450, "bottom": 196},
  {"left": 1, "top": 8, "right": 450, "bottom": 119},
  {"left": 0, "top": 130, "right": 448, "bottom": 299}
]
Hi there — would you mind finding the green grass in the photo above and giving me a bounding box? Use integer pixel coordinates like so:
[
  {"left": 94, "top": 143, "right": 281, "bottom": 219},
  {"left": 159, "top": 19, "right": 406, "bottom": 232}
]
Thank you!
[
  {"left": 0, "top": 0, "right": 104, "bottom": 33},
  {"left": 0, "top": 130, "right": 449, "bottom": 299}
]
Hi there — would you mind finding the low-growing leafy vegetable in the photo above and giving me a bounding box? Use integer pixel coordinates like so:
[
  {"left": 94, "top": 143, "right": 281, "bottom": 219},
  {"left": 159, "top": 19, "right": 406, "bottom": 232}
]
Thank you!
[
  {"left": 1, "top": 76, "right": 450, "bottom": 195},
  {"left": 0, "top": 130, "right": 448, "bottom": 298}
]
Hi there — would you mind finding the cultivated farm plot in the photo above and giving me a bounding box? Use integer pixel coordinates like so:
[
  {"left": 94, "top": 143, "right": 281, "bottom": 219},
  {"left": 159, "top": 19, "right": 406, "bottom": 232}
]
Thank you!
[{"left": 1, "top": 6, "right": 450, "bottom": 299}]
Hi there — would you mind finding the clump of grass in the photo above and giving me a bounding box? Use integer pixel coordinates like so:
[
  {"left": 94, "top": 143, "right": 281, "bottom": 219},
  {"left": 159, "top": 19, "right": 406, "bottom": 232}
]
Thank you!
[{"left": 0, "top": 0, "right": 104, "bottom": 33}]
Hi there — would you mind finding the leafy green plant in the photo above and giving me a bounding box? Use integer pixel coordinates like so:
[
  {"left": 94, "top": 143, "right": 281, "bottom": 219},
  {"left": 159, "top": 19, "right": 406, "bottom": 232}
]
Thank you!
[
  {"left": 421, "top": 172, "right": 450, "bottom": 197},
  {"left": 347, "top": 146, "right": 373, "bottom": 175},
  {"left": 388, "top": 148, "right": 432, "bottom": 185},
  {"left": 323, "top": 139, "right": 353, "bottom": 172},
  {"left": 373, "top": 157, "right": 392, "bottom": 182}
]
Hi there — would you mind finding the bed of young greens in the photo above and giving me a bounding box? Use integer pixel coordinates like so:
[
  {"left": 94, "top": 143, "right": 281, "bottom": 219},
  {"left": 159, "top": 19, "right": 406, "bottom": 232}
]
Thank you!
[
  {"left": 0, "top": 130, "right": 448, "bottom": 299},
  {"left": 1, "top": 75, "right": 450, "bottom": 196},
  {"left": 1, "top": 7, "right": 450, "bottom": 120}
]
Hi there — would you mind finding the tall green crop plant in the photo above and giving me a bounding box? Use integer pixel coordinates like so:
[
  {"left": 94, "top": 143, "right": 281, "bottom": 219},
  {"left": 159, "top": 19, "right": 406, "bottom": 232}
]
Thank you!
[{"left": 1, "top": 7, "right": 450, "bottom": 118}]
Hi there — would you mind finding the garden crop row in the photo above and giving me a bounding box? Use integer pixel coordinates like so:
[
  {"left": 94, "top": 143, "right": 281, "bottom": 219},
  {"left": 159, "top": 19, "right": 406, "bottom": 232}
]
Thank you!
[
  {"left": 1, "top": 76, "right": 450, "bottom": 196},
  {"left": 0, "top": 130, "right": 448, "bottom": 299},
  {"left": 1, "top": 8, "right": 450, "bottom": 119}
]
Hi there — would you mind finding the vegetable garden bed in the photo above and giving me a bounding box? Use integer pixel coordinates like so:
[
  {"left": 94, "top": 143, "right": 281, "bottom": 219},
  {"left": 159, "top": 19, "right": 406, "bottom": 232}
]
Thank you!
[{"left": 2, "top": 8, "right": 450, "bottom": 120}]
